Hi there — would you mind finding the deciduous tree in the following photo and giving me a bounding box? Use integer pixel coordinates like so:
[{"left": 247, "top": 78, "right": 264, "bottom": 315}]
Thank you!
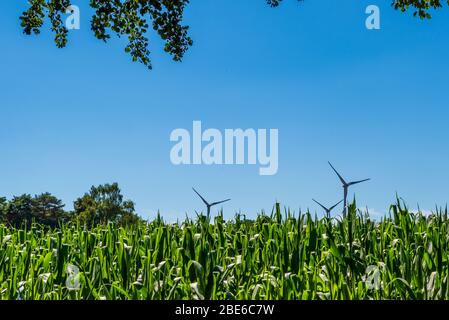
[
  {"left": 19, "top": 0, "right": 448, "bottom": 70},
  {"left": 73, "top": 183, "right": 140, "bottom": 226}
]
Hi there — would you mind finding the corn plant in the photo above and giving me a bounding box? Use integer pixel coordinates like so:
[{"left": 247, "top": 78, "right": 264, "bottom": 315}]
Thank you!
[{"left": 1, "top": 199, "right": 448, "bottom": 300}]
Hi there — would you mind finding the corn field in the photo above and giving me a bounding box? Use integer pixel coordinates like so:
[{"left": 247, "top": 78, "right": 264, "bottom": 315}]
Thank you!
[{"left": 1, "top": 200, "right": 448, "bottom": 300}]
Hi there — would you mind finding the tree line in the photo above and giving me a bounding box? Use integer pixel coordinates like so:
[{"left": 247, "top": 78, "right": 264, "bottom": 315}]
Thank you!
[{"left": 0, "top": 183, "right": 141, "bottom": 228}]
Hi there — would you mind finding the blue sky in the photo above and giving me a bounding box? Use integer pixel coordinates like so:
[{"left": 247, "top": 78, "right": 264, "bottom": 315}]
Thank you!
[{"left": 1, "top": 1, "right": 448, "bottom": 220}]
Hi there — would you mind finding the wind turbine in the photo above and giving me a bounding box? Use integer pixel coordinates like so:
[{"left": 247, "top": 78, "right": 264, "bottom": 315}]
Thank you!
[
  {"left": 328, "top": 162, "right": 370, "bottom": 217},
  {"left": 192, "top": 188, "right": 231, "bottom": 220},
  {"left": 312, "top": 199, "right": 343, "bottom": 219}
]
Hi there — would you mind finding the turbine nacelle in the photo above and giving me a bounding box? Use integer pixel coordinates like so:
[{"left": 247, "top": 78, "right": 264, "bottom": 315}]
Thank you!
[
  {"left": 328, "top": 162, "right": 370, "bottom": 188},
  {"left": 328, "top": 162, "right": 370, "bottom": 216},
  {"left": 192, "top": 188, "right": 231, "bottom": 219},
  {"left": 313, "top": 199, "right": 343, "bottom": 218}
]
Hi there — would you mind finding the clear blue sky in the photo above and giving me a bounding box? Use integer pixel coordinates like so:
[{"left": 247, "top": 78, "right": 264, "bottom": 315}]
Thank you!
[{"left": 1, "top": 1, "right": 448, "bottom": 220}]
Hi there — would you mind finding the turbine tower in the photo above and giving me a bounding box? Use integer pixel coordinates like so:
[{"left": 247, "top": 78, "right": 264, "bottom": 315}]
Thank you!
[
  {"left": 328, "top": 162, "right": 370, "bottom": 217},
  {"left": 192, "top": 188, "right": 231, "bottom": 220}
]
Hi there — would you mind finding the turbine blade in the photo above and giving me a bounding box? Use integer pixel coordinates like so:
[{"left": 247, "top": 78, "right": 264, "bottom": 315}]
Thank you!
[
  {"left": 312, "top": 199, "right": 329, "bottom": 212},
  {"left": 329, "top": 199, "right": 344, "bottom": 212},
  {"left": 192, "top": 188, "right": 210, "bottom": 206},
  {"left": 328, "top": 162, "right": 347, "bottom": 185},
  {"left": 211, "top": 199, "right": 231, "bottom": 207},
  {"left": 348, "top": 178, "right": 371, "bottom": 186}
]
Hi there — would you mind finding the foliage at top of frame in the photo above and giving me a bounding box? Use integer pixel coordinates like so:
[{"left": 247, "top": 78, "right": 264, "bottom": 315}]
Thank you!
[{"left": 18, "top": 0, "right": 449, "bottom": 69}]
